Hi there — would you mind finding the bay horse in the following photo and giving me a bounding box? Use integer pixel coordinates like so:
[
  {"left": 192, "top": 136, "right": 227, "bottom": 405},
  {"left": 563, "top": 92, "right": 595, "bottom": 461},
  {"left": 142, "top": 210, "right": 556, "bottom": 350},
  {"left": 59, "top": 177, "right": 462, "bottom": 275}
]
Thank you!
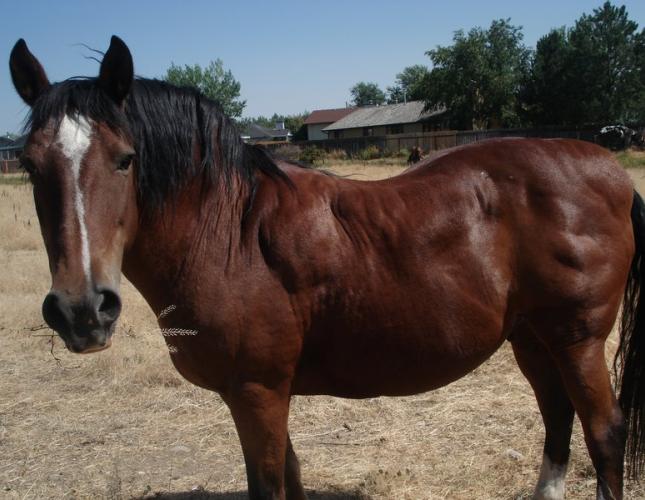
[{"left": 9, "top": 36, "right": 645, "bottom": 500}]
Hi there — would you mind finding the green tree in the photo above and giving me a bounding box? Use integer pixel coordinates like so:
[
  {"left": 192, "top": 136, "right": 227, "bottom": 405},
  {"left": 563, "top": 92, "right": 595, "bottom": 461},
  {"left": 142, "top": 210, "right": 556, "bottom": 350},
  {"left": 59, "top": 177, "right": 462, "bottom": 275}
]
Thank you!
[
  {"left": 567, "top": 1, "right": 644, "bottom": 124},
  {"left": 244, "top": 115, "right": 277, "bottom": 130},
  {"left": 424, "top": 19, "right": 530, "bottom": 129},
  {"left": 635, "top": 29, "right": 645, "bottom": 120},
  {"left": 387, "top": 65, "right": 430, "bottom": 103},
  {"left": 521, "top": 2, "right": 645, "bottom": 126},
  {"left": 283, "top": 112, "right": 309, "bottom": 141},
  {"left": 165, "top": 60, "right": 246, "bottom": 119},
  {"left": 521, "top": 28, "right": 573, "bottom": 125},
  {"left": 238, "top": 112, "right": 309, "bottom": 140},
  {"left": 350, "top": 82, "right": 386, "bottom": 106}
]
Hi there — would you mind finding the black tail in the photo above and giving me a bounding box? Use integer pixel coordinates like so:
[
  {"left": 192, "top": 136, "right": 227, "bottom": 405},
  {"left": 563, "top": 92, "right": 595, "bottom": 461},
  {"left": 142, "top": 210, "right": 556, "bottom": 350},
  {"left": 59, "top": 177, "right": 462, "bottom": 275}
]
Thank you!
[{"left": 616, "top": 190, "right": 645, "bottom": 479}]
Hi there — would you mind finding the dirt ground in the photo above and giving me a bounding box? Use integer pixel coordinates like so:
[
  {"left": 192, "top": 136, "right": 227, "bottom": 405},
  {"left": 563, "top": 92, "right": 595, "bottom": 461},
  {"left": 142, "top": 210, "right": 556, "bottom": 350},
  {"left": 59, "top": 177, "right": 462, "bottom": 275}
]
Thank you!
[{"left": 2, "top": 162, "right": 645, "bottom": 499}]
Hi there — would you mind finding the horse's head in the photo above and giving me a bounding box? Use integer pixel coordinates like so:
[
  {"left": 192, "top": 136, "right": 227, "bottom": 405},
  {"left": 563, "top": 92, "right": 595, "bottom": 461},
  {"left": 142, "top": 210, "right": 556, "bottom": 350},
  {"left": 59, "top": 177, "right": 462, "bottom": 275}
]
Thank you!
[{"left": 10, "top": 36, "right": 139, "bottom": 353}]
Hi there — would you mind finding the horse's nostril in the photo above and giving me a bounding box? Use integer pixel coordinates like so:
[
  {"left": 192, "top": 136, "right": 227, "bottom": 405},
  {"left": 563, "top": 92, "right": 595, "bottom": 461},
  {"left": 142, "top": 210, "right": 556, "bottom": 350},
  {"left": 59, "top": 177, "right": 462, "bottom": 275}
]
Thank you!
[
  {"left": 96, "top": 288, "right": 121, "bottom": 324},
  {"left": 42, "top": 292, "right": 72, "bottom": 334}
]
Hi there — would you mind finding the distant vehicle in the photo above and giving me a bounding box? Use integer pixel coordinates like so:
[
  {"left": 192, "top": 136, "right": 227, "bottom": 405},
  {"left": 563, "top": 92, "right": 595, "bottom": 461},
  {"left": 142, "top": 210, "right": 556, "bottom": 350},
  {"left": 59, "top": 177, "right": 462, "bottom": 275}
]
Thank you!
[{"left": 598, "top": 125, "right": 644, "bottom": 150}]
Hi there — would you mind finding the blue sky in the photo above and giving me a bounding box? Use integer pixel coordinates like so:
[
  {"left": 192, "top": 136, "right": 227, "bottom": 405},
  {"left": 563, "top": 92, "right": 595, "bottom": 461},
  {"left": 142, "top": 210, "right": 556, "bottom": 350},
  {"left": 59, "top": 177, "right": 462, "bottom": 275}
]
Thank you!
[{"left": 2, "top": 1, "right": 644, "bottom": 134}]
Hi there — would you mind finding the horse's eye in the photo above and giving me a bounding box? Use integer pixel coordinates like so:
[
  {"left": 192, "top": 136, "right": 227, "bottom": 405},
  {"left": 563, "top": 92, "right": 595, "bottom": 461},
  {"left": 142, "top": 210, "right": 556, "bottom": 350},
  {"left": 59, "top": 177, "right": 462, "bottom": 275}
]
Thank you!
[{"left": 117, "top": 154, "right": 134, "bottom": 171}]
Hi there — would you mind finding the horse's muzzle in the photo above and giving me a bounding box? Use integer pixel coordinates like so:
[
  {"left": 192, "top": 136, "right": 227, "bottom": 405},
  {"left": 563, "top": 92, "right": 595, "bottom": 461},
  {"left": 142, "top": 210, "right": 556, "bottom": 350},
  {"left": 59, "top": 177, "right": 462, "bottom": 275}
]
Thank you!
[{"left": 42, "top": 287, "right": 121, "bottom": 353}]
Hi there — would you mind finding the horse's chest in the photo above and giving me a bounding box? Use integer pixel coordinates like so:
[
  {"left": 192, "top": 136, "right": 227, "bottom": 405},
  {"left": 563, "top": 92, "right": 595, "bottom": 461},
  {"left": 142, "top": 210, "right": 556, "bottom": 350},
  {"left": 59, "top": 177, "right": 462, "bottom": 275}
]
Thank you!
[{"left": 159, "top": 321, "right": 231, "bottom": 392}]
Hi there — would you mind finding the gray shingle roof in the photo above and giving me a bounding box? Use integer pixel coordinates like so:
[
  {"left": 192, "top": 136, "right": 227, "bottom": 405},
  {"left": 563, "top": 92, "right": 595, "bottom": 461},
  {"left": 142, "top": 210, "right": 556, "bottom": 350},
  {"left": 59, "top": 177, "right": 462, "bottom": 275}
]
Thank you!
[
  {"left": 322, "top": 101, "right": 445, "bottom": 131},
  {"left": 12, "top": 135, "right": 26, "bottom": 148},
  {"left": 0, "top": 135, "right": 26, "bottom": 151},
  {"left": 244, "top": 123, "right": 291, "bottom": 140}
]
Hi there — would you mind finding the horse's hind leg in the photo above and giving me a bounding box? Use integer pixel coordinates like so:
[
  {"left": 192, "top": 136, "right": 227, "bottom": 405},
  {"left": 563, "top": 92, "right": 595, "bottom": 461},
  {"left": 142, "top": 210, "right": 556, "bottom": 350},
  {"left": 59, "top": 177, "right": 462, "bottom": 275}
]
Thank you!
[
  {"left": 550, "top": 338, "right": 626, "bottom": 500},
  {"left": 512, "top": 329, "right": 575, "bottom": 500},
  {"left": 527, "top": 301, "right": 627, "bottom": 500}
]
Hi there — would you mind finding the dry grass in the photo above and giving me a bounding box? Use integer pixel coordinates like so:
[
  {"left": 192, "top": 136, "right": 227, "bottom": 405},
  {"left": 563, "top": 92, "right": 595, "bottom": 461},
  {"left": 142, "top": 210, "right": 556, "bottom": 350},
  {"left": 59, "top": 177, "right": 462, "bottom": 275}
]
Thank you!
[
  {"left": 317, "top": 162, "right": 407, "bottom": 181},
  {"left": 2, "top": 164, "right": 645, "bottom": 499}
]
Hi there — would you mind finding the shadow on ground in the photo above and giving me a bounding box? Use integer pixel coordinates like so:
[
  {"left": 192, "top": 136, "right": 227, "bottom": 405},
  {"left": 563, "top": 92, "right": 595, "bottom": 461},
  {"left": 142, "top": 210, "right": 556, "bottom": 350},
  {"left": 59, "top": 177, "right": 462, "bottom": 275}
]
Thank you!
[{"left": 137, "top": 490, "right": 364, "bottom": 500}]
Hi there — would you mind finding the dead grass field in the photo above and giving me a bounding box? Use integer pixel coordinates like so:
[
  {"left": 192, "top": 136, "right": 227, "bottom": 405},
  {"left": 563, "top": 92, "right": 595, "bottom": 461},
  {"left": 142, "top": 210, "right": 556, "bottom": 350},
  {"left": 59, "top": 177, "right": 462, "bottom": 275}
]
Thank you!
[{"left": 2, "top": 162, "right": 645, "bottom": 499}]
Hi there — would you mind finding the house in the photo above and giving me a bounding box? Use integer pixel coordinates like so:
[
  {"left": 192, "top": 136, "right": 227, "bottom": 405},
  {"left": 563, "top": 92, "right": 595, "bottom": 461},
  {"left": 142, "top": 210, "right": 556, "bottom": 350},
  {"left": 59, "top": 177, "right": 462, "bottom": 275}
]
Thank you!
[
  {"left": 0, "top": 135, "right": 26, "bottom": 159},
  {"left": 303, "top": 107, "right": 356, "bottom": 141},
  {"left": 243, "top": 122, "right": 292, "bottom": 143},
  {"left": 322, "top": 101, "right": 446, "bottom": 139},
  {"left": 0, "top": 135, "right": 26, "bottom": 173}
]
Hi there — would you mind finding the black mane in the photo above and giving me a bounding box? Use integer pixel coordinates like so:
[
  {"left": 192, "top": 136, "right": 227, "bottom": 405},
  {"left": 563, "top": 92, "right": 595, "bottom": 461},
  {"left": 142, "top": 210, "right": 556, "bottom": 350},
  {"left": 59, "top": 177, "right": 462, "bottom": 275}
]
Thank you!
[{"left": 26, "top": 77, "right": 288, "bottom": 210}]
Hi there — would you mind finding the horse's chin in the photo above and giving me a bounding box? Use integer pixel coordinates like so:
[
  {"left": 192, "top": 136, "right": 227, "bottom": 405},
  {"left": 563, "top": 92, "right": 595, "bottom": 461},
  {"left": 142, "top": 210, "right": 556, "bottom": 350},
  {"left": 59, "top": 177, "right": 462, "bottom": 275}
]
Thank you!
[
  {"left": 64, "top": 334, "right": 113, "bottom": 354},
  {"left": 76, "top": 341, "right": 112, "bottom": 354}
]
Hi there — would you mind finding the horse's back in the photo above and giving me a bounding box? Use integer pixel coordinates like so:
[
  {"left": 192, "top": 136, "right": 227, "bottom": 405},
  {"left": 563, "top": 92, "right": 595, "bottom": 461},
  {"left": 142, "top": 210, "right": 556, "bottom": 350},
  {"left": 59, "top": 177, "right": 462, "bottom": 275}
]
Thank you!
[{"left": 279, "top": 138, "right": 634, "bottom": 316}]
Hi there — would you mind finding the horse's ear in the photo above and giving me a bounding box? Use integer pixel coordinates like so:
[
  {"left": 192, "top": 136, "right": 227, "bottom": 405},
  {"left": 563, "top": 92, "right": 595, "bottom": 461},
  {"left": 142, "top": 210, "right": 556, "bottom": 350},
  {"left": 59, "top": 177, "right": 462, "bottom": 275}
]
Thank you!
[
  {"left": 9, "top": 39, "right": 50, "bottom": 106},
  {"left": 99, "top": 35, "right": 133, "bottom": 106}
]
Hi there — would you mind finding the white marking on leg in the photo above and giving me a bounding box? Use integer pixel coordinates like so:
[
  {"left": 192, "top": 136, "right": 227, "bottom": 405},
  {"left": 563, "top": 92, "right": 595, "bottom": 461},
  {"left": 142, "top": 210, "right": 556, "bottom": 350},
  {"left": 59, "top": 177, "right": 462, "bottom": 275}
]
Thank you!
[
  {"left": 56, "top": 115, "right": 92, "bottom": 284},
  {"left": 533, "top": 454, "right": 567, "bottom": 500}
]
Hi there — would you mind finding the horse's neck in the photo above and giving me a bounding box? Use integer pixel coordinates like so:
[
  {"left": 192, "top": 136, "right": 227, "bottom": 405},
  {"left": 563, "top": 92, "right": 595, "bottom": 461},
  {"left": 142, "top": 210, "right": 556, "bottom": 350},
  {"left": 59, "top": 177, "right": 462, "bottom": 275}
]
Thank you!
[{"left": 122, "top": 176, "right": 250, "bottom": 317}]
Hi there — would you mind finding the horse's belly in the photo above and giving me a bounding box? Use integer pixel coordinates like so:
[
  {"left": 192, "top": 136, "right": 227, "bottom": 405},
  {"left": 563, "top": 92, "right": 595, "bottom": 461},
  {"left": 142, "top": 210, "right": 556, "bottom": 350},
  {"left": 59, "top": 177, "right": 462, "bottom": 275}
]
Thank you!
[{"left": 292, "top": 321, "right": 506, "bottom": 398}]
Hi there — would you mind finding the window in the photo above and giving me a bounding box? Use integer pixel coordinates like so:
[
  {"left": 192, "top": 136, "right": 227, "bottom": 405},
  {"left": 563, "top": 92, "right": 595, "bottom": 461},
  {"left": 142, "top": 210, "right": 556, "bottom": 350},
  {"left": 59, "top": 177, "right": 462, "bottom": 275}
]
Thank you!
[
  {"left": 387, "top": 124, "right": 404, "bottom": 134},
  {"left": 362, "top": 127, "right": 374, "bottom": 137},
  {"left": 333, "top": 131, "right": 341, "bottom": 139}
]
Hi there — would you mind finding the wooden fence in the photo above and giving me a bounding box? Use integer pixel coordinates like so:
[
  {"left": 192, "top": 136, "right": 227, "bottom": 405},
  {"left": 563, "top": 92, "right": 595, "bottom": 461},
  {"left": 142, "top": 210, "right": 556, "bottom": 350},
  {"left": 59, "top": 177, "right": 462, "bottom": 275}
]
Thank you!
[
  {"left": 1, "top": 160, "right": 20, "bottom": 174},
  {"left": 292, "top": 127, "right": 600, "bottom": 156}
]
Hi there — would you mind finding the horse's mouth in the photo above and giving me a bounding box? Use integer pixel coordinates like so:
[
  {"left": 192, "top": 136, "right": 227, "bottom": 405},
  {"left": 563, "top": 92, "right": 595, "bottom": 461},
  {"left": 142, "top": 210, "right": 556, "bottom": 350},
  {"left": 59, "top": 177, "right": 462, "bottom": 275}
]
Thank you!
[
  {"left": 62, "top": 330, "right": 114, "bottom": 354},
  {"left": 74, "top": 340, "right": 112, "bottom": 354}
]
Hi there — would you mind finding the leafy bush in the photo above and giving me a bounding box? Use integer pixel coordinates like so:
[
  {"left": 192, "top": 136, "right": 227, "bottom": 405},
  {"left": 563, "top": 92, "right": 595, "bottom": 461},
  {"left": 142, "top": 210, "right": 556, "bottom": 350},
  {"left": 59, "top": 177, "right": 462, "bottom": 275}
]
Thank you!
[
  {"left": 397, "top": 147, "right": 411, "bottom": 158},
  {"left": 383, "top": 147, "right": 409, "bottom": 158},
  {"left": 299, "top": 146, "right": 327, "bottom": 165},
  {"left": 327, "top": 149, "right": 348, "bottom": 161},
  {"left": 355, "top": 145, "right": 382, "bottom": 161}
]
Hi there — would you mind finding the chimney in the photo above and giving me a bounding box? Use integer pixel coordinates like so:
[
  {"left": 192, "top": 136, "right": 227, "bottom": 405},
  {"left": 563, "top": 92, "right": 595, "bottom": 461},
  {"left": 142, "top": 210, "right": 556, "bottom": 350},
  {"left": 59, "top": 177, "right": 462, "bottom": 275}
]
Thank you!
[{"left": 275, "top": 121, "right": 285, "bottom": 130}]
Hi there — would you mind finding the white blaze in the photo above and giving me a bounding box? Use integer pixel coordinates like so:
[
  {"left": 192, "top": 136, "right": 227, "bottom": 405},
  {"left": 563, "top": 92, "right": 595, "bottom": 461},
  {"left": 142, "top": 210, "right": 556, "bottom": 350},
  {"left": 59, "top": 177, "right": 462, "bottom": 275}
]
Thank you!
[
  {"left": 534, "top": 454, "right": 567, "bottom": 500},
  {"left": 56, "top": 115, "right": 93, "bottom": 284}
]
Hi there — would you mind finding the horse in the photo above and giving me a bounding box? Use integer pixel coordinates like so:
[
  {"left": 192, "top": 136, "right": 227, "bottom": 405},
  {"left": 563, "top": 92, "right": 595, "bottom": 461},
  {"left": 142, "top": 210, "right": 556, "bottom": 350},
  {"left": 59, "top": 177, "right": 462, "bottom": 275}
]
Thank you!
[
  {"left": 9, "top": 35, "right": 645, "bottom": 500},
  {"left": 407, "top": 146, "right": 423, "bottom": 165}
]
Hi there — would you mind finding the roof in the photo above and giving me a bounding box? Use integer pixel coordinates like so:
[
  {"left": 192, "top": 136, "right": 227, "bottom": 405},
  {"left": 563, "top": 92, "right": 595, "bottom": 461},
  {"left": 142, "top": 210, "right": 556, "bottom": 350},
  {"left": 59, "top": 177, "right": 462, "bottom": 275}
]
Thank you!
[
  {"left": 322, "top": 101, "right": 445, "bottom": 131},
  {"left": 0, "top": 135, "right": 26, "bottom": 151},
  {"left": 245, "top": 123, "right": 291, "bottom": 140},
  {"left": 303, "top": 107, "right": 356, "bottom": 125}
]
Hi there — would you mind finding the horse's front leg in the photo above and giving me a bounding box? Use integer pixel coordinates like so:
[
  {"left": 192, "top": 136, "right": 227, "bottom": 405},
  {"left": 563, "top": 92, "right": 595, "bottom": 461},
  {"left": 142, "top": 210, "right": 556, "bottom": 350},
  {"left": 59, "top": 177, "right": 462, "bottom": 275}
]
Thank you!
[
  {"left": 285, "top": 434, "right": 307, "bottom": 500},
  {"left": 226, "top": 380, "right": 292, "bottom": 500}
]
